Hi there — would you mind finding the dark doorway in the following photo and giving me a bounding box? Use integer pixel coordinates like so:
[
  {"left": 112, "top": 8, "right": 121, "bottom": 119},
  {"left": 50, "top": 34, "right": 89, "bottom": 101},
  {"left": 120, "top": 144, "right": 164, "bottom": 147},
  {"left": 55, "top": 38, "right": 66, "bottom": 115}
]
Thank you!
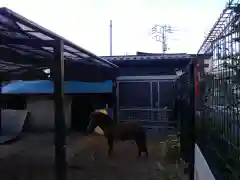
[
  {"left": 71, "top": 96, "right": 93, "bottom": 132},
  {"left": 71, "top": 93, "right": 113, "bottom": 132},
  {"left": 2, "top": 95, "right": 27, "bottom": 110}
]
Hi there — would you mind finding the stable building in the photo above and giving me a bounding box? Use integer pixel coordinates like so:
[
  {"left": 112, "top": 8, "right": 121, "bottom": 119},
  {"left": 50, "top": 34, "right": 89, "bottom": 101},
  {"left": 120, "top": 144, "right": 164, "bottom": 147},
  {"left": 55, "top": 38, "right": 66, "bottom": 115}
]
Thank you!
[
  {"left": 102, "top": 52, "right": 195, "bottom": 132},
  {"left": 2, "top": 80, "right": 114, "bottom": 132}
]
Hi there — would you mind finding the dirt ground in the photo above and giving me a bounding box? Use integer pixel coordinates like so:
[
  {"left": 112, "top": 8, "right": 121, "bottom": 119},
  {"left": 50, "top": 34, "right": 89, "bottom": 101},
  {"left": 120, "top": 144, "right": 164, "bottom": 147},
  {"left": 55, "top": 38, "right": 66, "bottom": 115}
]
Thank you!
[{"left": 0, "top": 132, "right": 181, "bottom": 180}]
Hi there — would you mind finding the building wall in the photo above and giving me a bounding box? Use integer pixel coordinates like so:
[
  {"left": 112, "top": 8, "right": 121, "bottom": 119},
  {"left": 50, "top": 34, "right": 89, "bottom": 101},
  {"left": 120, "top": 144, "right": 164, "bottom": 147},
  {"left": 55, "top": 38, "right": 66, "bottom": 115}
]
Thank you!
[
  {"left": 26, "top": 96, "right": 72, "bottom": 131},
  {"left": 115, "top": 61, "right": 184, "bottom": 131},
  {"left": 1, "top": 109, "right": 28, "bottom": 135},
  {"left": 118, "top": 66, "right": 176, "bottom": 76},
  {"left": 114, "top": 60, "right": 190, "bottom": 77}
]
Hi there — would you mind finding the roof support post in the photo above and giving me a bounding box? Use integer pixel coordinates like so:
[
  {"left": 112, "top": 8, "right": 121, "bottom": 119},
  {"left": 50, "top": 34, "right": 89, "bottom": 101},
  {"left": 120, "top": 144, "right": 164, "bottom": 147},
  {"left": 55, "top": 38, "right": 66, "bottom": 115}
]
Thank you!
[
  {"left": 112, "top": 79, "right": 117, "bottom": 122},
  {"left": 52, "top": 39, "right": 67, "bottom": 180},
  {"left": 0, "top": 79, "right": 2, "bottom": 136}
]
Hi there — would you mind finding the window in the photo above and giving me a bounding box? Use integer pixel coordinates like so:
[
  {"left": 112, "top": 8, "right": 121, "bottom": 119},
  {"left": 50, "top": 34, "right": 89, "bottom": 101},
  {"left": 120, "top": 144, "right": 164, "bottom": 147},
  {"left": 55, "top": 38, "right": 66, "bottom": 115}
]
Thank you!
[{"left": 2, "top": 95, "right": 27, "bottom": 110}]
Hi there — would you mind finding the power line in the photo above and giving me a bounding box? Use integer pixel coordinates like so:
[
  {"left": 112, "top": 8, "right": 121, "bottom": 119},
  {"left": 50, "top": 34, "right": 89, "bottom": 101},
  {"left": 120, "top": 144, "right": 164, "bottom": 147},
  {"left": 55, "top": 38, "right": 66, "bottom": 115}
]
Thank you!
[{"left": 149, "top": 24, "right": 178, "bottom": 53}]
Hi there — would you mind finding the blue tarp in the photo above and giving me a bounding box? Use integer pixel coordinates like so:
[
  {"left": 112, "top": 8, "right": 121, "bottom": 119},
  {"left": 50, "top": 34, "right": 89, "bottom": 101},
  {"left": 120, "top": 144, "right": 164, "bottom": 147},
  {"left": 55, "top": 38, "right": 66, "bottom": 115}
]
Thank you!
[{"left": 2, "top": 80, "right": 113, "bottom": 94}]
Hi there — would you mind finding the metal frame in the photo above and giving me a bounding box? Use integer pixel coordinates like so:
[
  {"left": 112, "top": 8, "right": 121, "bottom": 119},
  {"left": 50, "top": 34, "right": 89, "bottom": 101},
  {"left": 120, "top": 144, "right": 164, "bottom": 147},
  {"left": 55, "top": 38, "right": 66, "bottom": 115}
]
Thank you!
[
  {"left": 118, "top": 80, "right": 176, "bottom": 83},
  {"left": 0, "top": 7, "right": 118, "bottom": 80},
  {"left": 0, "top": 7, "right": 117, "bottom": 68},
  {"left": 175, "top": 60, "right": 196, "bottom": 180},
  {"left": 116, "top": 78, "right": 176, "bottom": 131},
  {"left": 112, "top": 79, "right": 117, "bottom": 122},
  {"left": 116, "top": 75, "right": 177, "bottom": 81},
  {"left": 117, "top": 80, "right": 152, "bottom": 110},
  {"left": 52, "top": 40, "right": 66, "bottom": 180},
  {"left": 196, "top": 1, "right": 240, "bottom": 179},
  {"left": 197, "top": 0, "right": 240, "bottom": 54},
  {"left": 150, "top": 81, "right": 153, "bottom": 109},
  {"left": 0, "top": 7, "right": 118, "bottom": 180},
  {"left": 116, "top": 81, "right": 120, "bottom": 123},
  {"left": 157, "top": 82, "right": 160, "bottom": 109},
  {"left": 101, "top": 54, "right": 193, "bottom": 61}
]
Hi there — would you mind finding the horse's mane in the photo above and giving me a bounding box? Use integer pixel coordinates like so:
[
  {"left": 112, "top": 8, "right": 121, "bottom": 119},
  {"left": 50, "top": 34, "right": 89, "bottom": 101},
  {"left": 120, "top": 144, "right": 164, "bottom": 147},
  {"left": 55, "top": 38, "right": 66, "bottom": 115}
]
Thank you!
[{"left": 90, "top": 111, "right": 115, "bottom": 126}]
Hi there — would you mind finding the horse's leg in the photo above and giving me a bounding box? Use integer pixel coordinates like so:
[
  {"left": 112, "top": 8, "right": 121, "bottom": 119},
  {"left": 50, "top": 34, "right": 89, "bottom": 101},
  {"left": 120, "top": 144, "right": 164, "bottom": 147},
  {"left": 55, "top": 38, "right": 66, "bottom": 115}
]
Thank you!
[
  {"left": 135, "top": 139, "right": 142, "bottom": 157},
  {"left": 144, "top": 147, "right": 148, "bottom": 157},
  {"left": 136, "top": 132, "right": 148, "bottom": 158},
  {"left": 107, "top": 138, "right": 114, "bottom": 157},
  {"left": 143, "top": 134, "right": 148, "bottom": 157}
]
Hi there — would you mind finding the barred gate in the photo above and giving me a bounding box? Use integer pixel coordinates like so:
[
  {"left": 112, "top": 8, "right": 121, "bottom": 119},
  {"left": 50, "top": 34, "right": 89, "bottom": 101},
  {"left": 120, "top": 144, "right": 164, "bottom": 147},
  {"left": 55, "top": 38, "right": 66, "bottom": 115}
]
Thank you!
[{"left": 116, "top": 78, "right": 176, "bottom": 133}]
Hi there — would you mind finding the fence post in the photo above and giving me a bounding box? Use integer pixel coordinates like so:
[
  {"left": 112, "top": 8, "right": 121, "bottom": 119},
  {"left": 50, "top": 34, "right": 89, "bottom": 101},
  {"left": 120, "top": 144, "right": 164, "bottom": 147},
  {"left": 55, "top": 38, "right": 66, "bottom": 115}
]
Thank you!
[
  {"left": 0, "top": 79, "right": 2, "bottom": 136},
  {"left": 188, "top": 61, "right": 196, "bottom": 180}
]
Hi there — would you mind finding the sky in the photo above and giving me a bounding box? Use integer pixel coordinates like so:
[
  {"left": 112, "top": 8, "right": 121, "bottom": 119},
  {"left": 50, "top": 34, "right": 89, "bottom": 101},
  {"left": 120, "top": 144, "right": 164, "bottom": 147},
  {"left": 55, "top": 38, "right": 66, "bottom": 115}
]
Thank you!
[{"left": 0, "top": 0, "right": 228, "bottom": 56}]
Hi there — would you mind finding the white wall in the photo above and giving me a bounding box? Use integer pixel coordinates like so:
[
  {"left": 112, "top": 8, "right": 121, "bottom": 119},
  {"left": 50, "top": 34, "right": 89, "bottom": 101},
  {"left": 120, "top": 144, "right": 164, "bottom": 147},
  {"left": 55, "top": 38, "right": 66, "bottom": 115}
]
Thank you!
[
  {"left": 195, "top": 144, "right": 216, "bottom": 180},
  {"left": 26, "top": 96, "right": 72, "bottom": 131},
  {"left": 1, "top": 109, "right": 28, "bottom": 135}
]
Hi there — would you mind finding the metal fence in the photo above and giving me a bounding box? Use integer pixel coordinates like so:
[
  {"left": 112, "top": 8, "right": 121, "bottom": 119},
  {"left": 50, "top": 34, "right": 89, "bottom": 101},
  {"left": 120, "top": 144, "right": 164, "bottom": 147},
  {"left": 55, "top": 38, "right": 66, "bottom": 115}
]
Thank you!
[
  {"left": 117, "top": 79, "right": 177, "bottom": 133},
  {"left": 196, "top": 58, "right": 240, "bottom": 179},
  {"left": 118, "top": 108, "right": 174, "bottom": 133},
  {"left": 195, "top": 1, "right": 240, "bottom": 179}
]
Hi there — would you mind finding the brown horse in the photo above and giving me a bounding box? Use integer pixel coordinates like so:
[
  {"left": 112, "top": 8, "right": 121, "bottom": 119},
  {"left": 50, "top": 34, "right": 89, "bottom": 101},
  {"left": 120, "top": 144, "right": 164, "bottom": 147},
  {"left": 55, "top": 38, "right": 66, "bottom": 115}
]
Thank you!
[{"left": 86, "top": 111, "right": 148, "bottom": 157}]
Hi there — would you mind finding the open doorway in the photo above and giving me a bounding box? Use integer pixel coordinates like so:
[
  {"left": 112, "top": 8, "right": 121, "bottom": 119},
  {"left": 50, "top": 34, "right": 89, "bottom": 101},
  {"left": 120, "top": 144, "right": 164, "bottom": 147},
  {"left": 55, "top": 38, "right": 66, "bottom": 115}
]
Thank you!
[
  {"left": 71, "top": 93, "right": 113, "bottom": 132},
  {"left": 71, "top": 95, "right": 93, "bottom": 132}
]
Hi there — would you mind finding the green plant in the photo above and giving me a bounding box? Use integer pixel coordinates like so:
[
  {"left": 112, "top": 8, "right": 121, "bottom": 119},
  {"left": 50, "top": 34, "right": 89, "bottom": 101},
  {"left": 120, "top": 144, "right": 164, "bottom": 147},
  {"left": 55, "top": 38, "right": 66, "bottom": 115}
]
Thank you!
[
  {"left": 162, "top": 171, "right": 180, "bottom": 180},
  {"left": 162, "top": 135, "right": 180, "bottom": 163}
]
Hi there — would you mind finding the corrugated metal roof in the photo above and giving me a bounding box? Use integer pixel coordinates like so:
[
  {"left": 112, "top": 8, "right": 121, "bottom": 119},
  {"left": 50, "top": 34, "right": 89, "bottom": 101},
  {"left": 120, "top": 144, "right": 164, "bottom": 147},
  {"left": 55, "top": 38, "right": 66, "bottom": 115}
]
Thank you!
[
  {"left": 136, "top": 51, "right": 188, "bottom": 56},
  {"left": 0, "top": 7, "right": 118, "bottom": 81},
  {"left": 101, "top": 54, "right": 193, "bottom": 61}
]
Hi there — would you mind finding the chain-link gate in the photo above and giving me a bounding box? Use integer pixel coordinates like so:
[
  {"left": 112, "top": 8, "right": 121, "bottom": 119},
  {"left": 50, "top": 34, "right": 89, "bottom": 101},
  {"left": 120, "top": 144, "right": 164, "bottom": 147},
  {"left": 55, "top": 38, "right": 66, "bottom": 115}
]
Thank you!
[{"left": 116, "top": 79, "right": 176, "bottom": 133}]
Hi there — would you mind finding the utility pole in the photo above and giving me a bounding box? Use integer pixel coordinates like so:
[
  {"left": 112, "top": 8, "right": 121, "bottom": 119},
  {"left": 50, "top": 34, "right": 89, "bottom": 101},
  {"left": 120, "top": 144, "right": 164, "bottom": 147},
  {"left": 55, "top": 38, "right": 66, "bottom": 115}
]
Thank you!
[
  {"left": 162, "top": 25, "right": 167, "bottom": 53},
  {"left": 149, "top": 24, "right": 176, "bottom": 53},
  {"left": 110, "top": 20, "right": 113, "bottom": 56}
]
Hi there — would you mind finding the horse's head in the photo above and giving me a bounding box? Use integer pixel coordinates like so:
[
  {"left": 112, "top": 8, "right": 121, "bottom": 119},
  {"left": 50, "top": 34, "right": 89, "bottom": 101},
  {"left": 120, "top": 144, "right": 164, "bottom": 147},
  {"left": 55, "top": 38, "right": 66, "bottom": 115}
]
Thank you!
[
  {"left": 86, "top": 111, "right": 113, "bottom": 134},
  {"left": 86, "top": 112, "right": 101, "bottom": 134}
]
